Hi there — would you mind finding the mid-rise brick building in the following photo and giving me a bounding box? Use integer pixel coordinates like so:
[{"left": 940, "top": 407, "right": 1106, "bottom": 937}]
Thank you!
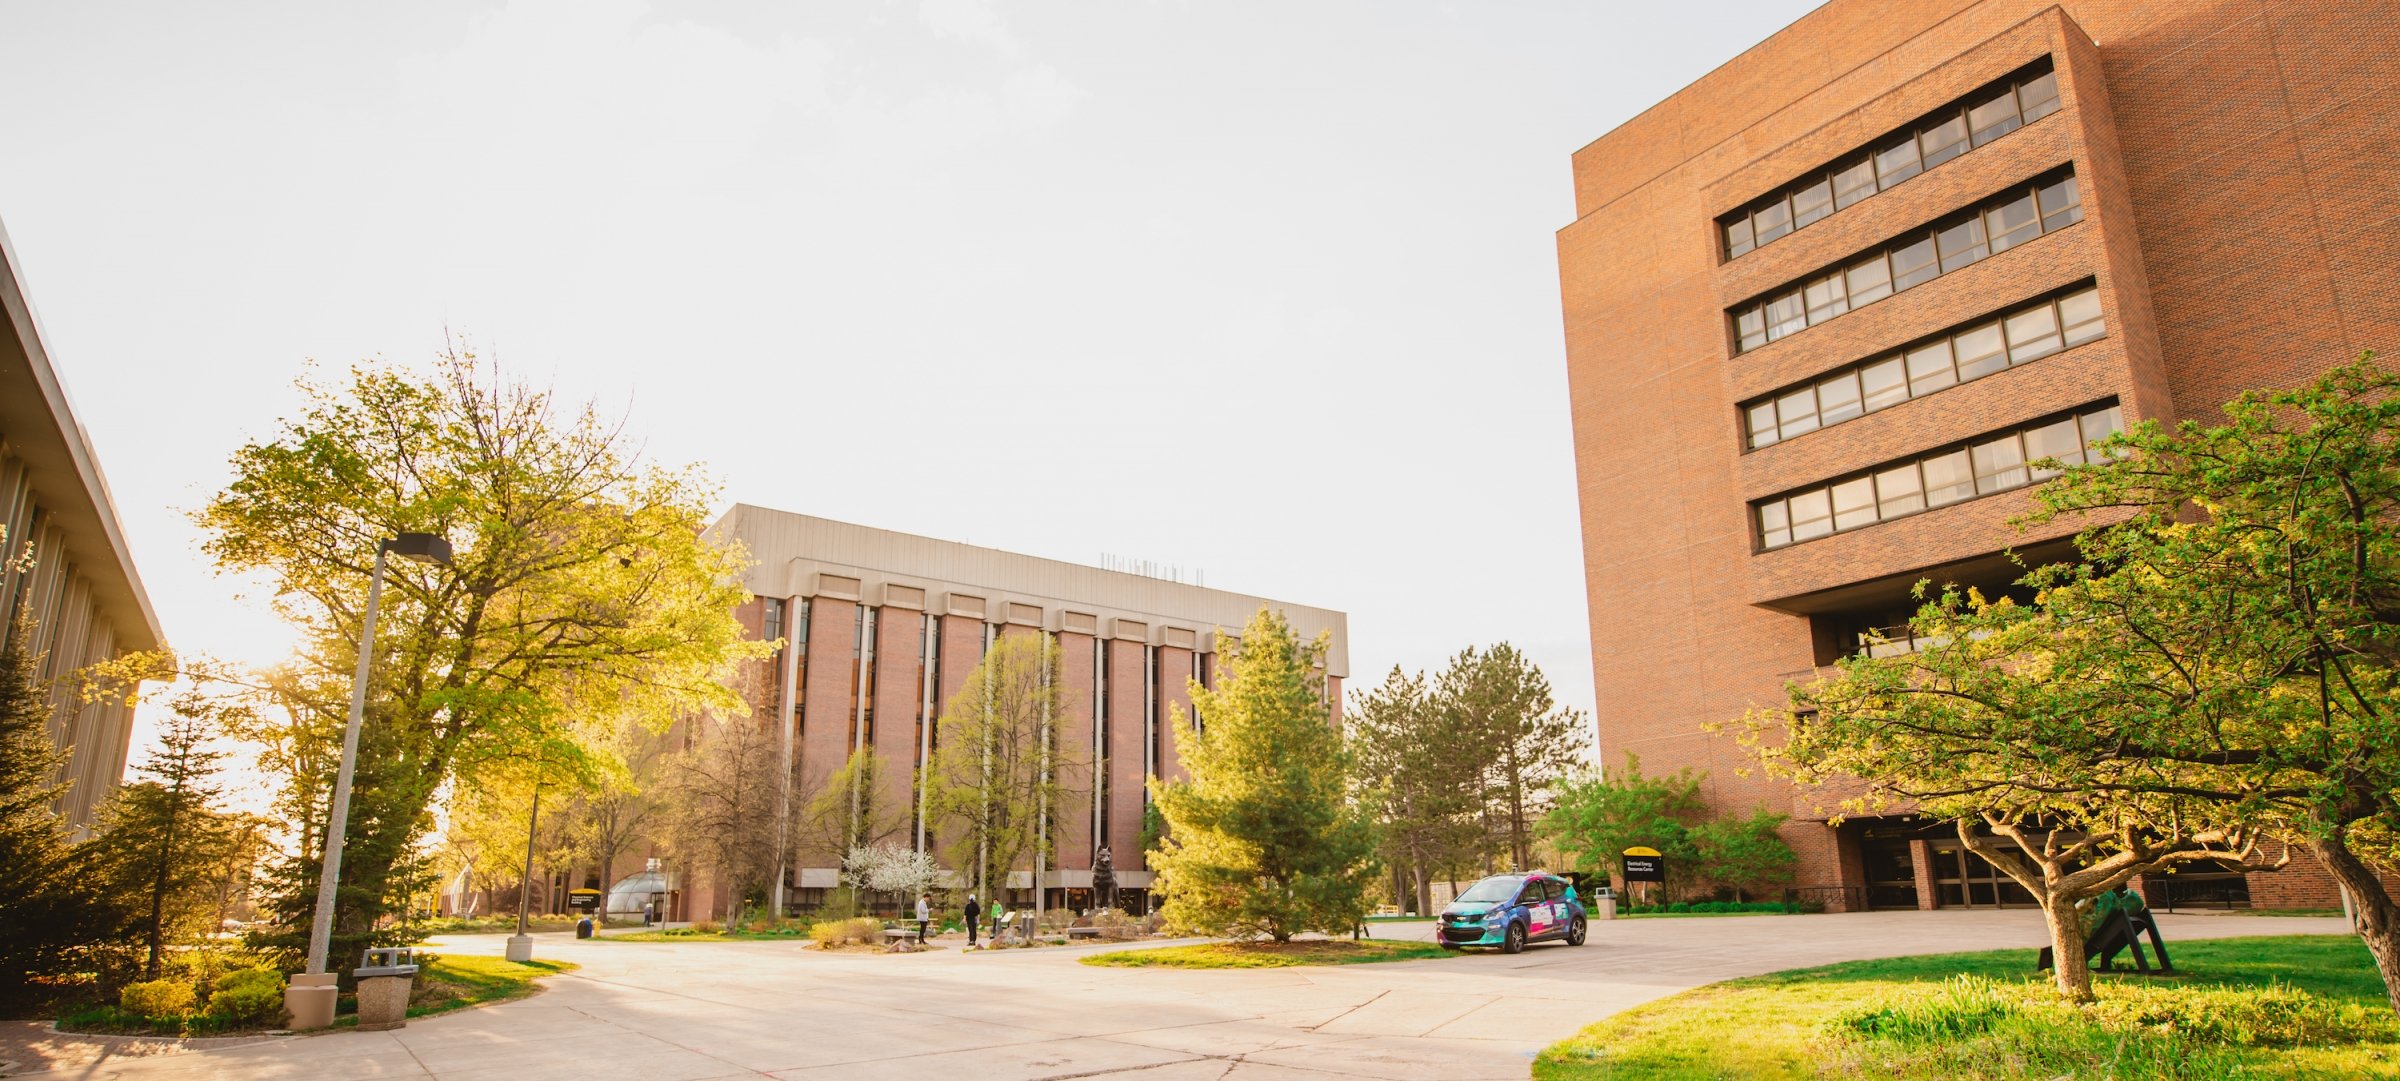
[
  {"left": 1559, "top": 0, "right": 2395, "bottom": 910},
  {"left": 713, "top": 504, "right": 1348, "bottom": 916}
]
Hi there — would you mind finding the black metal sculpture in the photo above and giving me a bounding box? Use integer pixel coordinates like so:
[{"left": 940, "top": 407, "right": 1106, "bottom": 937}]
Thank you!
[{"left": 1094, "top": 846, "right": 1118, "bottom": 913}]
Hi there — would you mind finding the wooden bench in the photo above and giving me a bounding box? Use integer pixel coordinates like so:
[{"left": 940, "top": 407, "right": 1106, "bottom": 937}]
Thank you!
[
  {"left": 882, "top": 926, "right": 928, "bottom": 943},
  {"left": 1064, "top": 925, "right": 1103, "bottom": 940}
]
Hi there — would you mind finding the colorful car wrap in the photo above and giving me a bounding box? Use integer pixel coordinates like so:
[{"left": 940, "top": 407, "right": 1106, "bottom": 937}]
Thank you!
[{"left": 1437, "top": 873, "right": 1586, "bottom": 949}]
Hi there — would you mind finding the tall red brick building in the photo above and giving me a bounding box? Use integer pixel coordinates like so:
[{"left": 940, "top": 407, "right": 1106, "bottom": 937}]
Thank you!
[
  {"left": 715, "top": 505, "right": 1348, "bottom": 915},
  {"left": 1559, "top": 0, "right": 2395, "bottom": 910}
]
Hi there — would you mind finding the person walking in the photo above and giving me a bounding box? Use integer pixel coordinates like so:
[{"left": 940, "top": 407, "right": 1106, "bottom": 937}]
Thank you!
[
  {"left": 963, "top": 893, "right": 979, "bottom": 947},
  {"left": 915, "top": 894, "right": 932, "bottom": 945},
  {"left": 988, "top": 897, "right": 1004, "bottom": 944}
]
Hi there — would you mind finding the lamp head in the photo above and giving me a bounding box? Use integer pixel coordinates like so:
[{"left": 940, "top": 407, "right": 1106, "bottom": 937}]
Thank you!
[{"left": 382, "top": 532, "right": 454, "bottom": 565}]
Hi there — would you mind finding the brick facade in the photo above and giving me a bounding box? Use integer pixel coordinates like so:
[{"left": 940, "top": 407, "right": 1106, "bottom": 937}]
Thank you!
[
  {"left": 1562, "top": 0, "right": 2398, "bottom": 910},
  {"left": 705, "top": 505, "right": 1349, "bottom": 916}
]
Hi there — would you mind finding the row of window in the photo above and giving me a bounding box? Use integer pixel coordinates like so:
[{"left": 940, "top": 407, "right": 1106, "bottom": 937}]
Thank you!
[
  {"left": 1733, "top": 173, "right": 2083, "bottom": 355},
  {"left": 1744, "top": 285, "right": 2106, "bottom": 450},
  {"left": 1723, "top": 62, "right": 2062, "bottom": 260},
  {"left": 1755, "top": 402, "right": 2123, "bottom": 550}
]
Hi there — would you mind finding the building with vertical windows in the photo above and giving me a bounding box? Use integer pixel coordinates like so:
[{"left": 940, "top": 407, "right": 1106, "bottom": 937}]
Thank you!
[
  {"left": 712, "top": 504, "right": 1349, "bottom": 915},
  {"left": 0, "top": 218, "right": 164, "bottom": 833},
  {"left": 1560, "top": 1, "right": 2395, "bottom": 910}
]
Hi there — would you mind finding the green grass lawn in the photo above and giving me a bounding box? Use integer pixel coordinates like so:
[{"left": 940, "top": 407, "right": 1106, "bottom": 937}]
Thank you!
[
  {"left": 1081, "top": 939, "right": 1453, "bottom": 969},
  {"left": 601, "top": 926, "right": 816, "bottom": 943},
  {"left": 1534, "top": 935, "right": 2397, "bottom": 1080},
  {"left": 381, "top": 955, "right": 577, "bottom": 1021}
]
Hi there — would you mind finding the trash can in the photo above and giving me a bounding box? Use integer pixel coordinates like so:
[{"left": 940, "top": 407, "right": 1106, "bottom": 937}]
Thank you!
[
  {"left": 577, "top": 916, "right": 594, "bottom": 939},
  {"left": 353, "top": 948, "right": 420, "bottom": 1032},
  {"left": 1595, "top": 887, "right": 1618, "bottom": 921}
]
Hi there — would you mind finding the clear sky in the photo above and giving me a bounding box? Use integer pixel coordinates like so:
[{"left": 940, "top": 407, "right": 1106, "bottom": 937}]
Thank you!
[{"left": 1, "top": 0, "right": 1819, "bottom": 765}]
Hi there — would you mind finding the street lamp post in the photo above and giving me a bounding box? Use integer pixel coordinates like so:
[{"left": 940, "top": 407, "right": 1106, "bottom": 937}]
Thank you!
[
  {"left": 506, "top": 781, "right": 542, "bottom": 962},
  {"left": 285, "top": 532, "right": 452, "bottom": 1031}
]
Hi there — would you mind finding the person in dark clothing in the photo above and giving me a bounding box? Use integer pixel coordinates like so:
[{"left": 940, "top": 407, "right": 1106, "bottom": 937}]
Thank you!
[{"left": 964, "top": 894, "right": 979, "bottom": 947}]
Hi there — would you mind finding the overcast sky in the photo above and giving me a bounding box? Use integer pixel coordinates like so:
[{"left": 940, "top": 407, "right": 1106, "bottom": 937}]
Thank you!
[{"left": 1, "top": 0, "right": 1817, "bottom": 764}]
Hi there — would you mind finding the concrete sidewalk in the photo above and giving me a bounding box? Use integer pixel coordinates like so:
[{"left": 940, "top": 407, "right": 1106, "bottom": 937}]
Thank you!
[{"left": 2, "top": 910, "right": 2352, "bottom": 1080}]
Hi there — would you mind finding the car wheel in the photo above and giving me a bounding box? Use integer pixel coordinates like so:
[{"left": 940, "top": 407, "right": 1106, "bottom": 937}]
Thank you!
[
  {"left": 1567, "top": 917, "right": 1587, "bottom": 946},
  {"left": 1502, "top": 922, "right": 1526, "bottom": 954}
]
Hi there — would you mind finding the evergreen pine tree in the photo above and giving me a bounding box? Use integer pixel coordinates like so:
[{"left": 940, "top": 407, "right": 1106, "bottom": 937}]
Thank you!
[
  {"left": 1151, "top": 607, "right": 1377, "bottom": 942},
  {"left": 83, "top": 700, "right": 238, "bottom": 978},
  {"left": 0, "top": 611, "right": 110, "bottom": 1007}
]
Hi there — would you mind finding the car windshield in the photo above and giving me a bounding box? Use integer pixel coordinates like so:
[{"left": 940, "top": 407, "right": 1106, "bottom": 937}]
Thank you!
[{"left": 1456, "top": 876, "right": 1525, "bottom": 904}]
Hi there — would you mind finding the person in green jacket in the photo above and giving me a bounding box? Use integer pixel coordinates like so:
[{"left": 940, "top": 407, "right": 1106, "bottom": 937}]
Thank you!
[{"left": 988, "top": 898, "right": 1004, "bottom": 943}]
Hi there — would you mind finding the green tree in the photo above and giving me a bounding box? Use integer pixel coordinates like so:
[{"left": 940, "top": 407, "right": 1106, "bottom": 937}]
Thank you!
[
  {"left": 0, "top": 610, "right": 117, "bottom": 1006},
  {"left": 1436, "top": 644, "right": 1588, "bottom": 871},
  {"left": 82, "top": 696, "right": 242, "bottom": 978},
  {"left": 1150, "top": 607, "right": 1377, "bottom": 941},
  {"left": 1688, "top": 807, "right": 1797, "bottom": 901},
  {"left": 187, "top": 350, "right": 763, "bottom": 963},
  {"left": 923, "top": 632, "right": 1081, "bottom": 900},
  {"left": 1756, "top": 581, "right": 2266, "bottom": 1001},
  {"left": 1946, "top": 351, "right": 2400, "bottom": 1010},
  {"left": 803, "top": 747, "right": 906, "bottom": 862},
  {"left": 1349, "top": 665, "right": 1480, "bottom": 914},
  {"left": 1542, "top": 754, "right": 1704, "bottom": 893}
]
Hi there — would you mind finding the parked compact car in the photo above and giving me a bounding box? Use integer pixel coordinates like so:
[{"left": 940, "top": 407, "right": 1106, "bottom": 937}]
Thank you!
[{"left": 1437, "top": 871, "right": 1586, "bottom": 953}]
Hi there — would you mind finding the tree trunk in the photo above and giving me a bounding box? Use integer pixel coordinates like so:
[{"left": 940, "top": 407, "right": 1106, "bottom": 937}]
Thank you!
[
  {"left": 2310, "top": 835, "right": 2400, "bottom": 1017},
  {"left": 2041, "top": 891, "right": 2094, "bottom": 1001}
]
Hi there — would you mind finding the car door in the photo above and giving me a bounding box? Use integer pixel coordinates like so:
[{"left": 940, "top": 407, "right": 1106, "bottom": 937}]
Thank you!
[{"left": 1521, "top": 878, "right": 1554, "bottom": 938}]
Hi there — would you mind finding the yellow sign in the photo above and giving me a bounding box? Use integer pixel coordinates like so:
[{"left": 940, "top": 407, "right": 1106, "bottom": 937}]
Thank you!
[{"left": 1623, "top": 846, "right": 1663, "bottom": 857}]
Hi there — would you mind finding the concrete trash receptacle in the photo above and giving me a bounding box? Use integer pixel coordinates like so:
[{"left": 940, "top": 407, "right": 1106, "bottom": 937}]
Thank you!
[
  {"left": 1595, "top": 887, "right": 1618, "bottom": 921},
  {"left": 353, "top": 948, "right": 420, "bottom": 1031}
]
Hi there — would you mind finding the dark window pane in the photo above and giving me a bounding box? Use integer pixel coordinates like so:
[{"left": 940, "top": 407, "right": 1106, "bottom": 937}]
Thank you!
[
  {"left": 2005, "top": 305, "right": 2063, "bottom": 363},
  {"left": 2081, "top": 406, "right": 2124, "bottom": 453},
  {"left": 1833, "top": 158, "right": 1877, "bottom": 209},
  {"left": 1906, "top": 340, "right": 1957, "bottom": 393},
  {"left": 1791, "top": 178, "right": 1835, "bottom": 229},
  {"left": 1861, "top": 357, "right": 1908, "bottom": 412},
  {"left": 1789, "top": 489, "right": 1834, "bottom": 541},
  {"left": 1972, "top": 434, "right": 2029, "bottom": 493},
  {"left": 1986, "top": 194, "right": 2040, "bottom": 253},
  {"left": 1923, "top": 450, "right": 1975, "bottom": 506},
  {"left": 1969, "top": 90, "right": 2023, "bottom": 146},
  {"left": 1954, "top": 323, "right": 2008, "bottom": 380},
  {"left": 1937, "top": 217, "right": 1989, "bottom": 273},
  {"left": 2039, "top": 176, "right": 2083, "bottom": 231},
  {"left": 1748, "top": 402, "right": 1780, "bottom": 448},
  {"left": 1777, "top": 387, "right": 1820, "bottom": 436},
  {"left": 1736, "top": 308, "right": 1768, "bottom": 353},
  {"left": 2023, "top": 417, "right": 2084, "bottom": 479},
  {"left": 1818, "top": 371, "right": 1864, "bottom": 425},
  {"left": 1759, "top": 501, "right": 1792, "bottom": 549},
  {"left": 1726, "top": 217, "right": 1755, "bottom": 259},
  {"left": 1920, "top": 112, "right": 1970, "bottom": 169},
  {"left": 1754, "top": 199, "right": 1794, "bottom": 245},
  {"left": 1805, "top": 274, "right": 1849, "bottom": 324},
  {"left": 1832, "top": 477, "right": 1878, "bottom": 531},
  {"left": 2059, "top": 289, "right": 2105, "bottom": 346},
  {"left": 1847, "top": 256, "right": 1894, "bottom": 306},
  {"left": 2017, "top": 72, "right": 2061, "bottom": 123},
  {"left": 1891, "top": 236, "right": 1939, "bottom": 291},
  {"left": 1875, "top": 139, "right": 1922, "bottom": 187},
  {"left": 1876, "top": 464, "right": 1925, "bottom": 517},
  {"left": 1765, "top": 289, "right": 1808, "bottom": 341}
]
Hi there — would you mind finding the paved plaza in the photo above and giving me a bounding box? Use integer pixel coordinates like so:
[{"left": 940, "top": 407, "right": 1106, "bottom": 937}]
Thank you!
[{"left": 0, "top": 910, "right": 2350, "bottom": 1080}]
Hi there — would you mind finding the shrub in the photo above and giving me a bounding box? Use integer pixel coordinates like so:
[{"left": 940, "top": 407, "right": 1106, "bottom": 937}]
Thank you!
[
  {"left": 687, "top": 920, "right": 724, "bottom": 934},
  {"left": 203, "top": 968, "right": 286, "bottom": 1027},
  {"left": 119, "top": 978, "right": 197, "bottom": 1018},
  {"left": 808, "top": 917, "right": 882, "bottom": 947}
]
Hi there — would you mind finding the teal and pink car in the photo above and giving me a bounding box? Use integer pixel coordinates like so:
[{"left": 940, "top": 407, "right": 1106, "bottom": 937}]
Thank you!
[{"left": 1437, "top": 871, "right": 1587, "bottom": 953}]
